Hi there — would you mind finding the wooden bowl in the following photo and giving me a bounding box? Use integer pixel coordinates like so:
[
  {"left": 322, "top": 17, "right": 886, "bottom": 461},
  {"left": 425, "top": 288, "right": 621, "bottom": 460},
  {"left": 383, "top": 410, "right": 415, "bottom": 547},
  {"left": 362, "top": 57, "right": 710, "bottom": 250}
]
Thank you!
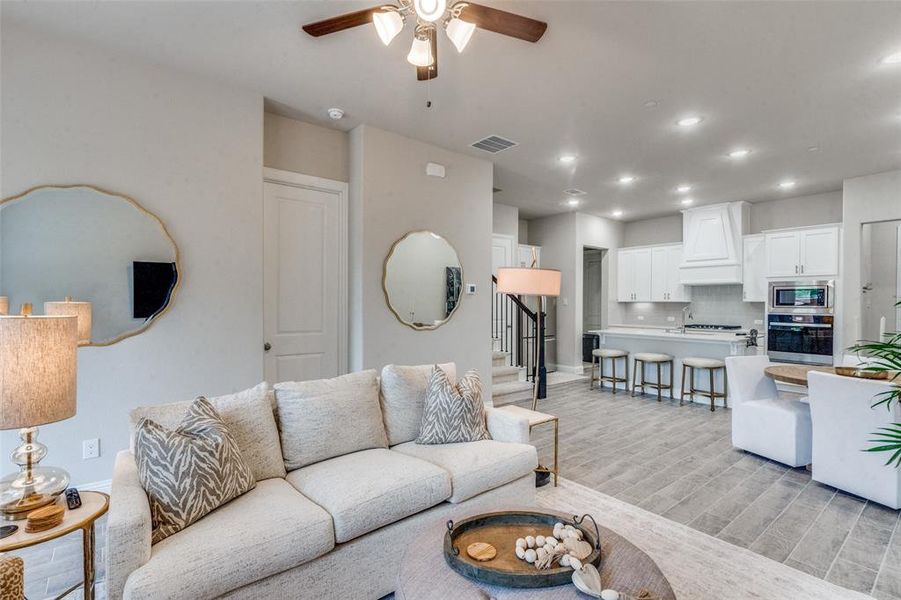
[
  {"left": 835, "top": 366, "right": 889, "bottom": 380},
  {"left": 443, "top": 510, "right": 601, "bottom": 588}
]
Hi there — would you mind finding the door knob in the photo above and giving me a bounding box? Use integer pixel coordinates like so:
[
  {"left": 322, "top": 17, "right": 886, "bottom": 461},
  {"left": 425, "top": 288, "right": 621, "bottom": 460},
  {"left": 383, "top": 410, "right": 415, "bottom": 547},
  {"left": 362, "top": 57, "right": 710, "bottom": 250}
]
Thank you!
[{"left": 264, "top": 342, "right": 272, "bottom": 352}]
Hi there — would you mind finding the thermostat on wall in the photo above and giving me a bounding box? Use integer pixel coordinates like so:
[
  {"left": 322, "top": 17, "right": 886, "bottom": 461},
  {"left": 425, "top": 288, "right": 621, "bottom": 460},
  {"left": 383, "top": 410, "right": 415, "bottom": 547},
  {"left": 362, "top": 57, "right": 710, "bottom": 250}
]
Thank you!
[
  {"left": 465, "top": 283, "right": 477, "bottom": 295},
  {"left": 426, "top": 162, "right": 446, "bottom": 178}
]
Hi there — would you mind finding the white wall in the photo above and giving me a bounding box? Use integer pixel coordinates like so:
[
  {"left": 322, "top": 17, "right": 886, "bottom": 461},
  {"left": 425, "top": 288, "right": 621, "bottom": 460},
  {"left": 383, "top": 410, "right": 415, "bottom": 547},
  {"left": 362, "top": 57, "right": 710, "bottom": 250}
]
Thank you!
[
  {"left": 750, "top": 191, "right": 843, "bottom": 233},
  {"left": 1, "top": 26, "right": 264, "bottom": 485},
  {"left": 861, "top": 220, "right": 901, "bottom": 340},
  {"left": 492, "top": 202, "right": 520, "bottom": 247},
  {"left": 576, "top": 213, "right": 624, "bottom": 367},
  {"left": 263, "top": 112, "right": 349, "bottom": 182},
  {"left": 349, "top": 125, "right": 493, "bottom": 386},
  {"left": 842, "top": 170, "right": 901, "bottom": 347},
  {"left": 623, "top": 215, "right": 682, "bottom": 246}
]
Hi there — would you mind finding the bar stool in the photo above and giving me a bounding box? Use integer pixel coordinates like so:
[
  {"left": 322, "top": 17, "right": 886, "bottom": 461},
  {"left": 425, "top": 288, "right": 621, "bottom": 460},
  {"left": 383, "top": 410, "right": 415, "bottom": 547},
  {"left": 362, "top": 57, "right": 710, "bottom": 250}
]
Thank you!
[
  {"left": 681, "top": 357, "right": 728, "bottom": 412},
  {"left": 590, "top": 348, "right": 629, "bottom": 393},
  {"left": 631, "top": 353, "right": 674, "bottom": 401}
]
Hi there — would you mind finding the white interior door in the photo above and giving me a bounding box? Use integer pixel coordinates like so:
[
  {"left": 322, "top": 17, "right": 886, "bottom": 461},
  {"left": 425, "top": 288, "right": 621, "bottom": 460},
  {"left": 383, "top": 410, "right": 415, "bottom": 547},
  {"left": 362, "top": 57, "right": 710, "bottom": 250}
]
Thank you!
[
  {"left": 264, "top": 172, "right": 347, "bottom": 383},
  {"left": 492, "top": 235, "right": 515, "bottom": 351}
]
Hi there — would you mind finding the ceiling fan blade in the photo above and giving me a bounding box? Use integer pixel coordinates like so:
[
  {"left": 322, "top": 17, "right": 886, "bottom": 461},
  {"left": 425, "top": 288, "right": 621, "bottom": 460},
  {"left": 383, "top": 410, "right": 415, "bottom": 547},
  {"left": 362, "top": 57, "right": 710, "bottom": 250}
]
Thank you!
[
  {"left": 417, "top": 31, "right": 438, "bottom": 81},
  {"left": 457, "top": 2, "right": 547, "bottom": 43},
  {"left": 302, "top": 6, "right": 383, "bottom": 37}
]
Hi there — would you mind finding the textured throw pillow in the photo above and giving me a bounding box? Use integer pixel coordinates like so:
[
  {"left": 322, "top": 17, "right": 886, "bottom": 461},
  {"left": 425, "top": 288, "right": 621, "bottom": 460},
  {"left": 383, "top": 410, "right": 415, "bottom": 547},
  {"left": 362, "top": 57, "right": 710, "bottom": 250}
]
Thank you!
[
  {"left": 134, "top": 397, "right": 256, "bottom": 544},
  {"left": 275, "top": 369, "right": 388, "bottom": 470},
  {"left": 380, "top": 363, "right": 457, "bottom": 445},
  {"left": 416, "top": 367, "right": 491, "bottom": 445}
]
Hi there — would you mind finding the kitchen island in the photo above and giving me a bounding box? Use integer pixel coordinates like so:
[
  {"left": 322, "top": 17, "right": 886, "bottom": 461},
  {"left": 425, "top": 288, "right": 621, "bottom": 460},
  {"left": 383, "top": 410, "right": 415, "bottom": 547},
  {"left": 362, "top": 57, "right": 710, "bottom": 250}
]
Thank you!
[{"left": 589, "top": 326, "right": 761, "bottom": 407}]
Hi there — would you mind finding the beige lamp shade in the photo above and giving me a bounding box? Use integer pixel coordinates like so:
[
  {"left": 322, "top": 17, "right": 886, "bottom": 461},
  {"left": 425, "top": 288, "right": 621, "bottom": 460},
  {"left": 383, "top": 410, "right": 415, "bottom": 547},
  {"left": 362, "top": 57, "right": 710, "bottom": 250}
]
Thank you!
[
  {"left": 0, "top": 296, "right": 7, "bottom": 316},
  {"left": 0, "top": 315, "right": 77, "bottom": 430},
  {"left": 496, "top": 267, "right": 562, "bottom": 297},
  {"left": 44, "top": 299, "right": 92, "bottom": 344}
]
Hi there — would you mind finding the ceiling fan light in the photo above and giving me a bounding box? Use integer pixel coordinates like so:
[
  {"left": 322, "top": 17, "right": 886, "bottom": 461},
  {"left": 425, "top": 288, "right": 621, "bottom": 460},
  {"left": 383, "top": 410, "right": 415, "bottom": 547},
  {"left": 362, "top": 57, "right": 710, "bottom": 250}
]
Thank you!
[
  {"left": 413, "top": 0, "right": 447, "bottom": 22},
  {"left": 446, "top": 17, "right": 475, "bottom": 52},
  {"left": 407, "top": 35, "right": 433, "bottom": 67},
  {"left": 373, "top": 10, "right": 404, "bottom": 46}
]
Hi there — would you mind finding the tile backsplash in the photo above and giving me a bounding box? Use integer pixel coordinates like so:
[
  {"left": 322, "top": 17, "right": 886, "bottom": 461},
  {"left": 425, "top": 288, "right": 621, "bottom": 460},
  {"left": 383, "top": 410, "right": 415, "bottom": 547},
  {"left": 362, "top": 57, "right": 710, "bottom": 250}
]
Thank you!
[{"left": 618, "top": 285, "right": 765, "bottom": 330}]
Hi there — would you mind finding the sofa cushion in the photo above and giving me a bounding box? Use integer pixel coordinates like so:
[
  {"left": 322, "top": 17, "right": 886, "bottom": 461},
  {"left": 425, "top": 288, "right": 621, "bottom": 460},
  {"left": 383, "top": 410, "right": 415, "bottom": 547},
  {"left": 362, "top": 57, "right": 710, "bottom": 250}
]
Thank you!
[
  {"left": 417, "top": 367, "right": 491, "bottom": 445},
  {"left": 129, "top": 382, "right": 285, "bottom": 481},
  {"left": 285, "top": 448, "right": 451, "bottom": 543},
  {"left": 134, "top": 397, "right": 257, "bottom": 544},
  {"left": 392, "top": 439, "right": 538, "bottom": 503},
  {"left": 123, "top": 478, "right": 334, "bottom": 600},
  {"left": 276, "top": 370, "right": 388, "bottom": 470},
  {"left": 380, "top": 363, "right": 456, "bottom": 445}
]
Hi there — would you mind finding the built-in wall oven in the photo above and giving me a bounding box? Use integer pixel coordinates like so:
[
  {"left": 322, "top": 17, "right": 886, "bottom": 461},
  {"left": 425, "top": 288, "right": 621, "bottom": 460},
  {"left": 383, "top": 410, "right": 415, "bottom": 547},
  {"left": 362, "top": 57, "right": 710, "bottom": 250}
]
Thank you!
[{"left": 767, "top": 281, "right": 835, "bottom": 365}]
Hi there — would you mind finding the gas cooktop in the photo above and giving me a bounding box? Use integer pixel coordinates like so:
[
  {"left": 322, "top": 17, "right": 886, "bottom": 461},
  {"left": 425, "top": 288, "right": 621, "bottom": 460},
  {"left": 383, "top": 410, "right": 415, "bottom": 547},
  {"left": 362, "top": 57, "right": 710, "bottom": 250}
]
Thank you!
[{"left": 683, "top": 324, "right": 743, "bottom": 331}]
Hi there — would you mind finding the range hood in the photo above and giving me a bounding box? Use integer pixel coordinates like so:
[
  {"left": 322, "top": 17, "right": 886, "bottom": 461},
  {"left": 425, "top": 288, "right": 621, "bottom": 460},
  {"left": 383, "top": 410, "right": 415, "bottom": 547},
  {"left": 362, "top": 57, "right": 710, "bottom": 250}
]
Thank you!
[{"left": 679, "top": 201, "right": 749, "bottom": 285}]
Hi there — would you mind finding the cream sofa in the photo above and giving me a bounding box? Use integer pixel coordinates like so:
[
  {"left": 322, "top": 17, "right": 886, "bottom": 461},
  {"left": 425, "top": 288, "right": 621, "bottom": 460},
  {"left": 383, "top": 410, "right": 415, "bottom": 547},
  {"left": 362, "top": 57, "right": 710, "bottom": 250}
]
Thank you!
[{"left": 107, "top": 364, "right": 538, "bottom": 600}]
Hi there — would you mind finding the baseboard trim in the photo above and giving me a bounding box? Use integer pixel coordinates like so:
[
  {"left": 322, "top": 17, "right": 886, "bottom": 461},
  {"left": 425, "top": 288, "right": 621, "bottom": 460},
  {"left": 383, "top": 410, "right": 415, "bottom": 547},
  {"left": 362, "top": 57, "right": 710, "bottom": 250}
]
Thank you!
[
  {"left": 78, "top": 479, "right": 112, "bottom": 494},
  {"left": 555, "top": 364, "right": 586, "bottom": 375}
]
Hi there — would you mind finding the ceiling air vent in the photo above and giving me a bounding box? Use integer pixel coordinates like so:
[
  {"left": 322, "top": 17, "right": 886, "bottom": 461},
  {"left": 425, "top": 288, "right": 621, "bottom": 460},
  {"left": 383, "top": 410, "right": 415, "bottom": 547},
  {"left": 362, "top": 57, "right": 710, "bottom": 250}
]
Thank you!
[
  {"left": 471, "top": 135, "right": 518, "bottom": 154},
  {"left": 564, "top": 188, "right": 586, "bottom": 196}
]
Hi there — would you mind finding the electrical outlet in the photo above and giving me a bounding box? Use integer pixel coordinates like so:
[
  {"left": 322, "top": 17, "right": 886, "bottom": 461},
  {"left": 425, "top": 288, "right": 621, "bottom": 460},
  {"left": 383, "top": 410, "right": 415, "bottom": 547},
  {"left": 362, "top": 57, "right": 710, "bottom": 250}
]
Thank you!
[
  {"left": 82, "top": 438, "right": 100, "bottom": 460},
  {"left": 754, "top": 319, "right": 763, "bottom": 325},
  {"left": 637, "top": 315, "right": 644, "bottom": 321},
  {"left": 666, "top": 316, "right": 676, "bottom": 322}
]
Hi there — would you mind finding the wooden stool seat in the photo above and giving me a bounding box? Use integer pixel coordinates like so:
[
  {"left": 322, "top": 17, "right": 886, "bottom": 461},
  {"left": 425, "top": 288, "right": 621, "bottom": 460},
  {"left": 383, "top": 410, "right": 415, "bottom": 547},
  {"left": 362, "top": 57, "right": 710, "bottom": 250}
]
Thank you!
[
  {"left": 632, "top": 353, "right": 674, "bottom": 401},
  {"left": 681, "top": 357, "right": 728, "bottom": 411},
  {"left": 590, "top": 349, "right": 629, "bottom": 394}
]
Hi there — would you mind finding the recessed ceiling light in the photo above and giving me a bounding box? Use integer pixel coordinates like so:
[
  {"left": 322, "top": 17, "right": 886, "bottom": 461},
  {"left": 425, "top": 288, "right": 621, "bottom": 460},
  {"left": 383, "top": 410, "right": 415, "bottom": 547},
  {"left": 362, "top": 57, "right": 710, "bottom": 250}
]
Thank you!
[
  {"left": 681, "top": 197, "right": 694, "bottom": 206},
  {"left": 675, "top": 184, "right": 692, "bottom": 194},
  {"left": 612, "top": 210, "right": 623, "bottom": 217},
  {"left": 881, "top": 51, "right": 901, "bottom": 65},
  {"left": 618, "top": 175, "right": 636, "bottom": 185},
  {"left": 566, "top": 198, "right": 580, "bottom": 207},
  {"left": 728, "top": 148, "right": 751, "bottom": 159},
  {"left": 644, "top": 100, "right": 659, "bottom": 109},
  {"left": 677, "top": 115, "right": 704, "bottom": 127},
  {"left": 778, "top": 180, "right": 796, "bottom": 190},
  {"left": 807, "top": 145, "right": 820, "bottom": 152},
  {"left": 559, "top": 154, "right": 577, "bottom": 164}
]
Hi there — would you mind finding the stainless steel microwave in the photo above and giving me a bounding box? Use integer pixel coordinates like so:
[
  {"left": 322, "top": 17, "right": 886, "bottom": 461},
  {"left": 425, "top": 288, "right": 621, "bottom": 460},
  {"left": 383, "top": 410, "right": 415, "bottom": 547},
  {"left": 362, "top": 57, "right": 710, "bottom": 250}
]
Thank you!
[{"left": 769, "top": 281, "right": 834, "bottom": 314}]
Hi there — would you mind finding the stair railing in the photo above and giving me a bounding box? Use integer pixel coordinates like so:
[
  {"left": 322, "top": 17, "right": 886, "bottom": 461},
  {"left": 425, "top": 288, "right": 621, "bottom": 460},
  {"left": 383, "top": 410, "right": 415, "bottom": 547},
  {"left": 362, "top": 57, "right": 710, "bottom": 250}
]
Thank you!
[{"left": 491, "top": 275, "right": 547, "bottom": 399}]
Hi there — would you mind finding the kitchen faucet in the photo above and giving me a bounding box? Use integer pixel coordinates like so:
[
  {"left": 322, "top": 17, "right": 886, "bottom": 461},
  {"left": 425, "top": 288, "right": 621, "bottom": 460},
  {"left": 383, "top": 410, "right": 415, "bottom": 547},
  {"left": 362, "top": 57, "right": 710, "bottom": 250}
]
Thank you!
[{"left": 680, "top": 305, "right": 693, "bottom": 334}]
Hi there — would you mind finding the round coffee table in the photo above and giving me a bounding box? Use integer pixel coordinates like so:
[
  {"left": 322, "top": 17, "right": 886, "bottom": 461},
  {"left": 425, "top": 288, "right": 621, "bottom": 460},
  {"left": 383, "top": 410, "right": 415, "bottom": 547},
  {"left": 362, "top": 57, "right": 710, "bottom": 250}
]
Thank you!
[{"left": 396, "top": 509, "right": 675, "bottom": 600}]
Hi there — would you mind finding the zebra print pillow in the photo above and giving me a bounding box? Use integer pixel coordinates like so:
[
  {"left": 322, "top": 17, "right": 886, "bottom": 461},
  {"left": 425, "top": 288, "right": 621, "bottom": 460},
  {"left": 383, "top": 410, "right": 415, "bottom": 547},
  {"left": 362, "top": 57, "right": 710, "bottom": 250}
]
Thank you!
[
  {"left": 134, "top": 396, "right": 256, "bottom": 544},
  {"left": 416, "top": 366, "right": 491, "bottom": 445}
]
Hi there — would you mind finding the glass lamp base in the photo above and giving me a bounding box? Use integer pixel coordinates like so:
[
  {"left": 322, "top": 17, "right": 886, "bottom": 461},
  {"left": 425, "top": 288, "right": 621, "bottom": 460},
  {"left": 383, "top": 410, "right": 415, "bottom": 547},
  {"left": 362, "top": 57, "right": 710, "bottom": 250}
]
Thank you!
[{"left": 0, "top": 427, "right": 69, "bottom": 520}]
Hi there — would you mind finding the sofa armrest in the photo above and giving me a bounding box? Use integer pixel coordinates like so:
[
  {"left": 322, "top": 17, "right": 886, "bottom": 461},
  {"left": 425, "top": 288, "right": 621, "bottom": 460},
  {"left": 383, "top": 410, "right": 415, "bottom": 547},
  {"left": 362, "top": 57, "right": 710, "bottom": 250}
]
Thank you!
[
  {"left": 107, "top": 450, "right": 152, "bottom": 600},
  {"left": 485, "top": 407, "right": 531, "bottom": 444}
]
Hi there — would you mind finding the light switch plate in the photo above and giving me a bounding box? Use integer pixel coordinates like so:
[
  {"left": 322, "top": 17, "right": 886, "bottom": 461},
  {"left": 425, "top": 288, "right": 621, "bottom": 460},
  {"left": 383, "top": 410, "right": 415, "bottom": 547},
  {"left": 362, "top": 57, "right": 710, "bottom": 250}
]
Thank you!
[
  {"left": 637, "top": 315, "right": 644, "bottom": 321},
  {"left": 754, "top": 319, "right": 763, "bottom": 325},
  {"left": 666, "top": 316, "right": 676, "bottom": 322},
  {"left": 465, "top": 283, "right": 476, "bottom": 295}
]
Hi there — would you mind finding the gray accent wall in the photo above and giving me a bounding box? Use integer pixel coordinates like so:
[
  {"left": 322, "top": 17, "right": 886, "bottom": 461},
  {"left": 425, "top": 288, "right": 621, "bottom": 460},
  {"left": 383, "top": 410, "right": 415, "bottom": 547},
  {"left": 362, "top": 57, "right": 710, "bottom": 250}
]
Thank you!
[
  {"left": 349, "top": 125, "right": 493, "bottom": 385},
  {"left": 1, "top": 25, "right": 265, "bottom": 485}
]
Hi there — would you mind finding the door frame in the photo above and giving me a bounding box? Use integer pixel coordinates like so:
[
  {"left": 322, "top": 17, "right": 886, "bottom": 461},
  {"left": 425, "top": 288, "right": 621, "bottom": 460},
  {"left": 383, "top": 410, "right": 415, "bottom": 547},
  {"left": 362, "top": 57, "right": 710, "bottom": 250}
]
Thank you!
[{"left": 262, "top": 167, "right": 349, "bottom": 375}]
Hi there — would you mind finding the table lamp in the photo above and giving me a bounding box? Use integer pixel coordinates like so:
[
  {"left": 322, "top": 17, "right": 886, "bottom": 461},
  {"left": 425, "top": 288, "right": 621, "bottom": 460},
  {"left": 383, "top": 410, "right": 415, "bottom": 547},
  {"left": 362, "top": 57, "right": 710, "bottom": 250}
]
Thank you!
[
  {"left": 0, "top": 304, "right": 78, "bottom": 520},
  {"left": 495, "top": 264, "right": 561, "bottom": 411},
  {"left": 44, "top": 297, "right": 93, "bottom": 345}
]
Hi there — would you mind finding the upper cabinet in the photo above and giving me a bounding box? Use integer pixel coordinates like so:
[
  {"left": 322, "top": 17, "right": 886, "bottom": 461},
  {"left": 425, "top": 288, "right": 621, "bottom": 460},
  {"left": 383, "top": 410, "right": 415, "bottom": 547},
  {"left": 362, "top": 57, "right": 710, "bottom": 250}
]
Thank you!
[
  {"left": 616, "top": 247, "right": 652, "bottom": 302},
  {"left": 742, "top": 235, "right": 767, "bottom": 302},
  {"left": 765, "top": 226, "right": 840, "bottom": 278},
  {"left": 617, "top": 244, "right": 687, "bottom": 303},
  {"left": 651, "top": 245, "right": 690, "bottom": 302},
  {"left": 679, "top": 202, "right": 748, "bottom": 285}
]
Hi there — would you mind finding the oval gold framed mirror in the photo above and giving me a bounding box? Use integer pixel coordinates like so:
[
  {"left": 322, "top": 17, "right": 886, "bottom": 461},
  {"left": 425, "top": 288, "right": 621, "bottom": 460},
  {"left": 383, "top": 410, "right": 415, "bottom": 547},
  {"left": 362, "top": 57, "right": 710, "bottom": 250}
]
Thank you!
[
  {"left": 382, "top": 230, "right": 463, "bottom": 331},
  {"left": 0, "top": 185, "right": 181, "bottom": 346}
]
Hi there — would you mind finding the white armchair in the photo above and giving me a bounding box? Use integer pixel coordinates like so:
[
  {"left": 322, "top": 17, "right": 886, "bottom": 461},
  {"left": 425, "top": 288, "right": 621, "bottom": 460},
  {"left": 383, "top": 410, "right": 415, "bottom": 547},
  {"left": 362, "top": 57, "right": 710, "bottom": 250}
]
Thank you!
[
  {"left": 808, "top": 371, "right": 901, "bottom": 509},
  {"left": 725, "top": 355, "right": 812, "bottom": 467}
]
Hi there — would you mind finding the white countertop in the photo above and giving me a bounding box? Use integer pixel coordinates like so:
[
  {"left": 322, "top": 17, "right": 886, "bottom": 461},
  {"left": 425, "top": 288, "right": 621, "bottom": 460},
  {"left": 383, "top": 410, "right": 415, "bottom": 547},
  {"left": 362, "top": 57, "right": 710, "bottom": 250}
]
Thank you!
[{"left": 590, "top": 325, "right": 753, "bottom": 344}]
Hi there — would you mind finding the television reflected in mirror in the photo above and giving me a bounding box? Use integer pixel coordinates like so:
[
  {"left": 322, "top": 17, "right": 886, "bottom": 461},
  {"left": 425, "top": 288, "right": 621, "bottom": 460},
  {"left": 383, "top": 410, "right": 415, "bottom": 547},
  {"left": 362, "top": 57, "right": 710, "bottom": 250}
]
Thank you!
[{"left": 0, "top": 185, "right": 180, "bottom": 346}]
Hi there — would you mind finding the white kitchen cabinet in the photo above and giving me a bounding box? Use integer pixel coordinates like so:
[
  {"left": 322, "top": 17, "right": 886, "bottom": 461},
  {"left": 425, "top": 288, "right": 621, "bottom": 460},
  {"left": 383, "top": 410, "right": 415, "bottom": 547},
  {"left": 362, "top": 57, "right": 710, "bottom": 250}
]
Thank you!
[
  {"left": 765, "top": 226, "right": 839, "bottom": 278},
  {"left": 742, "top": 235, "right": 767, "bottom": 302},
  {"left": 652, "top": 245, "right": 690, "bottom": 302},
  {"left": 617, "top": 248, "right": 652, "bottom": 302}
]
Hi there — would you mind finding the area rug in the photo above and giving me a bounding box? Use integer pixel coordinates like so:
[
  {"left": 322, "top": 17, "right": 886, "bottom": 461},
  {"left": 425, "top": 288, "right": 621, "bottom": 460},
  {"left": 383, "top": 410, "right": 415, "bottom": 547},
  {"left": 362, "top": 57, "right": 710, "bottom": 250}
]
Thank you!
[{"left": 536, "top": 478, "right": 875, "bottom": 599}]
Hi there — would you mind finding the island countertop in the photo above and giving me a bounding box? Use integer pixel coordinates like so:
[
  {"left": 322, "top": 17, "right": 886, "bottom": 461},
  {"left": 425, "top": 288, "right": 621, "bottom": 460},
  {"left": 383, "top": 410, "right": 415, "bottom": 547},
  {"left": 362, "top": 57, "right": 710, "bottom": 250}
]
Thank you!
[{"left": 591, "top": 325, "right": 755, "bottom": 345}]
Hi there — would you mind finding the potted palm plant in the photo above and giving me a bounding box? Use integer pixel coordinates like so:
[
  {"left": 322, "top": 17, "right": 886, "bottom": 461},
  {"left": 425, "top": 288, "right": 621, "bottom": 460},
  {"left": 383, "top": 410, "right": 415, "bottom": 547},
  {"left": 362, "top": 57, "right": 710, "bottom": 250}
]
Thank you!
[{"left": 847, "top": 301, "right": 901, "bottom": 466}]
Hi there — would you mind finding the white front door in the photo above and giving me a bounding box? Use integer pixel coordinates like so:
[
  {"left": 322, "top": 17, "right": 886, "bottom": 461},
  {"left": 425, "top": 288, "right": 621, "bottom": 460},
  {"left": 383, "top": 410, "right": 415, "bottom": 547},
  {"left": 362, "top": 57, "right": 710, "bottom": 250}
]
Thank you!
[
  {"left": 491, "top": 234, "right": 515, "bottom": 351},
  {"left": 263, "top": 173, "right": 347, "bottom": 383}
]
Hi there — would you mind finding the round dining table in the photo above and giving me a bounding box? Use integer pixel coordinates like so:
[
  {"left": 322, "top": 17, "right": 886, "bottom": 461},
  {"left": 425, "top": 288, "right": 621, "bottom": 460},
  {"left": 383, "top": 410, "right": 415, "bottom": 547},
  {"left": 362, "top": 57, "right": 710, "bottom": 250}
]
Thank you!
[{"left": 764, "top": 364, "right": 836, "bottom": 386}]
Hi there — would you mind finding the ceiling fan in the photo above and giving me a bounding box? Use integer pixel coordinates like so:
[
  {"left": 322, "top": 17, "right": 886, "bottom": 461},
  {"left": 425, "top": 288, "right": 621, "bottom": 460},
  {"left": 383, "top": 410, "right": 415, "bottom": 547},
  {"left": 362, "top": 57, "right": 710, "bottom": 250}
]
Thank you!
[{"left": 302, "top": 0, "right": 547, "bottom": 81}]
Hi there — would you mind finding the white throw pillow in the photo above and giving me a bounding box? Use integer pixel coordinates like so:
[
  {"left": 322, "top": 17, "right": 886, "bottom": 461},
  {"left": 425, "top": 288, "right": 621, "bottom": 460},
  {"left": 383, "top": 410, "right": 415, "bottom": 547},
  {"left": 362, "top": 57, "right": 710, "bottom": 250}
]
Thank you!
[
  {"left": 380, "top": 363, "right": 457, "bottom": 446},
  {"left": 275, "top": 370, "right": 388, "bottom": 470}
]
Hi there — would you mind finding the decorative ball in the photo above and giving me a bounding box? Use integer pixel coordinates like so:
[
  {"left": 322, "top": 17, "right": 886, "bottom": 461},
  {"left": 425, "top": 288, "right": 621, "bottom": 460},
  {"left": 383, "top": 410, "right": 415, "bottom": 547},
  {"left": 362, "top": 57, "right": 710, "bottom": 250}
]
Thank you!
[
  {"left": 560, "top": 555, "right": 571, "bottom": 567},
  {"left": 515, "top": 546, "right": 526, "bottom": 560},
  {"left": 569, "top": 556, "right": 583, "bottom": 570},
  {"left": 546, "top": 537, "right": 558, "bottom": 547},
  {"left": 524, "top": 549, "right": 537, "bottom": 563},
  {"left": 600, "top": 590, "right": 620, "bottom": 600},
  {"left": 525, "top": 536, "right": 536, "bottom": 549},
  {"left": 515, "top": 538, "right": 527, "bottom": 549},
  {"left": 553, "top": 522, "right": 564, "bottom": 537},
  {"left": 536, "top": 547, "right": 547, "bottom": 561},
  {"left": 536, "top": 535, "right": 546, "bottom": 547}
]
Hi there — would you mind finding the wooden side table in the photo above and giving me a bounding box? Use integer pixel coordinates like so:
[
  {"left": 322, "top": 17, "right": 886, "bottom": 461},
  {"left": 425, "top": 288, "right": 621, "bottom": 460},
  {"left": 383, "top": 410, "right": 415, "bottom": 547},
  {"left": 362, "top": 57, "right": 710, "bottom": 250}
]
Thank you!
[
  {"left": 0, "top": 491, "right": 109, "bottom": 600},
  {"left": 496, "top": 405, "right": 559, "bottom": 486}
]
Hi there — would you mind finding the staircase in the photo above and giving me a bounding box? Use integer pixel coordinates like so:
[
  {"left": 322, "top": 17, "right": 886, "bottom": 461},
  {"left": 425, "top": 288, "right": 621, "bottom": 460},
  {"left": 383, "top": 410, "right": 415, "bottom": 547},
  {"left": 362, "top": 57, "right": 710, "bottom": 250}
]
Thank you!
[{"left": 491, "top": 350, "right": 532, "bottom": 404}]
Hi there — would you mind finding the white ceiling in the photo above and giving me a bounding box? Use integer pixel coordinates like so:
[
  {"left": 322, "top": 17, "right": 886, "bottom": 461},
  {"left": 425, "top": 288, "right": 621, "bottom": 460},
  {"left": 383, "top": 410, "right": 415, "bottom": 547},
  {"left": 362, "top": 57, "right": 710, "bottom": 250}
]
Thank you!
[{"left": 5, "top": 1, "right": 900, "bottom": 221}]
